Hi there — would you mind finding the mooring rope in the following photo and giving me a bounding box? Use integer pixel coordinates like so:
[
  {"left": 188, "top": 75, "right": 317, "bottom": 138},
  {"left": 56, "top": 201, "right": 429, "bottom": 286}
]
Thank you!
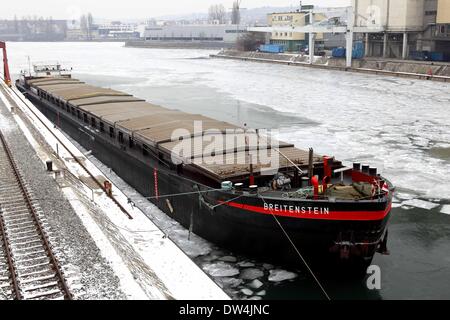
[{"left": 259, "top": 193, "right": 331, "bottom": 301}]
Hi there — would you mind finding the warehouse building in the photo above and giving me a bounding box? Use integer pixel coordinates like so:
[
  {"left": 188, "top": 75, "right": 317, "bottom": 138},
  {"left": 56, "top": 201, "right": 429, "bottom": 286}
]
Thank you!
[
  {"left": 143, "top": 24, "right": 246, "bottom": 44},
  {"left": 354, "top": 0, "right": 450, "bottom": 59}
]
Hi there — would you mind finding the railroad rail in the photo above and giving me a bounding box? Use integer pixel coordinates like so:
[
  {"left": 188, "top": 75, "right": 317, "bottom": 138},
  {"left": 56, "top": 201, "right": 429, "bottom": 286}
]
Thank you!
[{"left": 0, "top": 130, "right": 72, "bottom": 300}]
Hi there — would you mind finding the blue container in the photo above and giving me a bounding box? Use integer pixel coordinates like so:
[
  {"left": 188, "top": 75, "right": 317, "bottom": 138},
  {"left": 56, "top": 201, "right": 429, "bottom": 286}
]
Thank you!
[
  {"left": 332, "top": 47, "right": 346, "bottom": 58},
  {"left": 332, "top": 42, "right": 365, "bottom": 59},
  {"left": 258, "top": 44, "right": 284, "bottom": 53},
  {"left": 352, "top": 41, "right": 365, "bottom": 59},
  {"left": 410, "top": 51, "right": 430, "bottom": 61},
  {"left": 430, "top": 52, "right": 445, "bottom": 62}
]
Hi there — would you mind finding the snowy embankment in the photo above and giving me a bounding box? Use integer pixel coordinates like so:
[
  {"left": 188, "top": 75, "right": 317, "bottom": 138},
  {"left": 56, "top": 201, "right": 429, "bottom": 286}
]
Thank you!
[{"left": 0, "top": 82, "right": 229, "bottom": 300}]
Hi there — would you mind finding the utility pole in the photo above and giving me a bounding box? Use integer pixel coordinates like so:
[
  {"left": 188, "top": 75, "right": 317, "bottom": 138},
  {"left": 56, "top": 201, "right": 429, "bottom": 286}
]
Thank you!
[
  {"left": 28, "top": 56, "right": 32, "bottom": 76},
  {"left": 345, "top": 6, "right": 355, "bottom": 68},
  {"left": 309, "top": 9, "right": 315, "bottom": 64}
]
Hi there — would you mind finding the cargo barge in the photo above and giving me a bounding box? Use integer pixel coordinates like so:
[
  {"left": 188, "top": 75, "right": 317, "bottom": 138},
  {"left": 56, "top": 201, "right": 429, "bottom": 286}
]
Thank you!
[{"left": 16, "top": 67, "right": 394, "bottom": 276}]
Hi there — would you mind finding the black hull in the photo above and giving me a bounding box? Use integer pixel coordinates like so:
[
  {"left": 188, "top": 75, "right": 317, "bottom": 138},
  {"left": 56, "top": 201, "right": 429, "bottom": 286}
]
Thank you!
[{"left": 21, "top": 86, "right": 392, "bottom": 276}]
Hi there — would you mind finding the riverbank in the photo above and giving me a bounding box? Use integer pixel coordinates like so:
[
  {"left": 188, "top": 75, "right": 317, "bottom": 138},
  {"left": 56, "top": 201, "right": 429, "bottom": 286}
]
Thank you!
[
  {"left": 211, "top": 50, "right": 450, "bottom": 83},
  {"left": 125, "top": 40, "right": 234, "bottom": 50}
]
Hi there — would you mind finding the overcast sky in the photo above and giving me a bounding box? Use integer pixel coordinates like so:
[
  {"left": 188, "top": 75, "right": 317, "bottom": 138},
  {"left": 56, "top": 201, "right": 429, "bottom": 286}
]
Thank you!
[{"left": 2, "top": 0, "right": 351, "bottom": 20}]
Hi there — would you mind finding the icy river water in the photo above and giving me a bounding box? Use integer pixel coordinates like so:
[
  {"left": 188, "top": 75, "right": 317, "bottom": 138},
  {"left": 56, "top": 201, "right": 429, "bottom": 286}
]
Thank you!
[{"left": 6, "top": 42, "right": 450, "bottom": 300}]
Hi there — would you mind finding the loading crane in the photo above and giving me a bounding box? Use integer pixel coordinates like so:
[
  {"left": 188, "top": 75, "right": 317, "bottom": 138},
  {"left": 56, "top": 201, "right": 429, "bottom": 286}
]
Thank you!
[{"left": 0, "top": 41, "right": 12, "bottom": 87}]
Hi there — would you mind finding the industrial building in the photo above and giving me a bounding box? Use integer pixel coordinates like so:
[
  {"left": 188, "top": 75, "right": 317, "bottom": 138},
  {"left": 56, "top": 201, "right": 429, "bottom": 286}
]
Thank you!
[
  {"left": 249, "top": 0, "right": 450, "bottom": 62},
  {"left": 354, "top": 0, "right": 450, "bottom": 59},
  {"left": 142, "top": 24, "right": 246, "bottom": 43},
  {"left": 267, "top": 8, "right": 327, "bottom": 51}
]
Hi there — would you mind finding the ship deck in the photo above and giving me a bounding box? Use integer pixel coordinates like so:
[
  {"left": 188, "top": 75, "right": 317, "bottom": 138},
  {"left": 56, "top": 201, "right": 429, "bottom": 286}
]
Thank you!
[{"left": 28, "top": 77, "right": 328, "bottom": 181}]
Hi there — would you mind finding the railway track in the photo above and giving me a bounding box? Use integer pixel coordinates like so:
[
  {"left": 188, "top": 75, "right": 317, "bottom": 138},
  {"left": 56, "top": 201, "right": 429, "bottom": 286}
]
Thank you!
[{"left": 0, "top": 130, "right": 72, "bottom": 300}]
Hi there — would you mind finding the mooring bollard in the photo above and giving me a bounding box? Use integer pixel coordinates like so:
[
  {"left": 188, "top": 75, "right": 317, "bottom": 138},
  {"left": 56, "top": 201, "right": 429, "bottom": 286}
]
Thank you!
[
  {"left": 46, "top": 160, "right": 53, "bottom": 172},
  {"left": 104, "top": 181, "right": 112, "bottom": 197}
]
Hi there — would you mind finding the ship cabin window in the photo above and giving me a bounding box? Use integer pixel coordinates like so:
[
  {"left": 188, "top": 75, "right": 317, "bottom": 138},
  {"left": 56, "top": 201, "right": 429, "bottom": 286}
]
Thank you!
[
  {"left": 83, "top": 113, "right": 88, "bottom": 123},
  {"left": 143, "top": 144, "right": 149, "bottom": 156},
  {"left": 71, "top": 107, "right": 76, "bottom": 116},
  {"left": 100, "top": 122, "right": 105, "bottom": 133},
  {"left": 77, "top": 110, "right": 81, "bottom": 119},
  {"left": 118, "top": 131, "right": 124, "bottom": 144},
  {"left": 91, "top": 117, "right": 97, "bottom": 128},
  {"left": 109, "top": 127, "right": 115, "bottom": 138},
  {"left": 66, "top": 104, "right": 71, "bottom": 113}
]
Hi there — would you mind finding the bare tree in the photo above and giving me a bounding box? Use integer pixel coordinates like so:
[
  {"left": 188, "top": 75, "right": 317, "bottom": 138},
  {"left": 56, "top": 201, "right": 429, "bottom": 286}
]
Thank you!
[
  {"left": 208, "top": 4, "right": 226, "bottom": 24},
  {"left": 236, "top": 32, "right": 265, "bottom": 51},
  {"left": 231, "top": 1, "right": 241, "bottom": 25}
]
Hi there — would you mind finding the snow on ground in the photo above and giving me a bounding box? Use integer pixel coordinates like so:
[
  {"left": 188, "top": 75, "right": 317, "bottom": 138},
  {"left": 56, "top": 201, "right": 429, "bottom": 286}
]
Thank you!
[{"left": 61, "top": 188, "right": 148, "bottom": 299}]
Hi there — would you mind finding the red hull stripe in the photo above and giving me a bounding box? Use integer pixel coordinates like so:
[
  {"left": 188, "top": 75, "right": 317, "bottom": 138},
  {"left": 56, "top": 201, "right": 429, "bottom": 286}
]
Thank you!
[{"left": 222, "top": 201, "right": 392, "bottom": 221}]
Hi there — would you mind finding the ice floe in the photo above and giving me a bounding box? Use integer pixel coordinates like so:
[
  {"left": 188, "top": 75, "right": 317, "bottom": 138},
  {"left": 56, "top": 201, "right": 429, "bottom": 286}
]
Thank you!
[
  {"left": 401, "top": 199, "right": 440, "bottom": 210},
  {"left": 268, "top": 269, "right": 298, "bottom": 282},
  {"left": 248, "top": 279, "right": 264, "bottom": 290},
  {"left": 395, "top": 193, "right": 416, "bottom": 200},
  {"left": 441, "top": 205, "right": 450, "bottom": 215},
  {"left": 219, "top": 256, "right": 237, "bottom": 263},
  {"left": 240, "top": 288, "right": 254, "bottom": 296},
  {"left": 256, "top": 290, "right": 266, "bottom": 296},
  {"left": 218, "top": 277, "right": 243, "bottom": 288},
  {"left": 240, "top": 268, "right": 265, "bottom": 280},
  {"left": 202, "top": 262, "right": 240, "bottom": 277},
  {"left": 237, "top": 261, "right": 256, "bottom": 268},
  {"left": 263, "top": 263, "right": 274, "bottom": 270}
]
